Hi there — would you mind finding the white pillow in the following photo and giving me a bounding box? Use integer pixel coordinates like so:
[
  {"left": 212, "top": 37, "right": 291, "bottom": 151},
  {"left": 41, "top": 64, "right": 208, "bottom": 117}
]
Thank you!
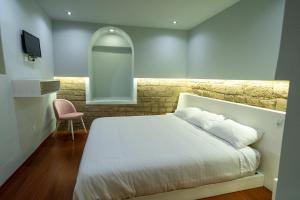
[
  {"left": 186, "top": 111, "right": 225, "bottom": 130},
  {"left": 174, "top": 107, "right": 201, "bottom": 119},
  {"left": 207, "top": 119, "right": 263, "bottom": 149}
]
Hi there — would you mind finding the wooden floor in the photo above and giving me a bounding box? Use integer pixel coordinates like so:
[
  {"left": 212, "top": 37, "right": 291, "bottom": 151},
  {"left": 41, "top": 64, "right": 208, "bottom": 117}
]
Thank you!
[{"left": 0, "top": 131, "right": 272, "bottom": 200}]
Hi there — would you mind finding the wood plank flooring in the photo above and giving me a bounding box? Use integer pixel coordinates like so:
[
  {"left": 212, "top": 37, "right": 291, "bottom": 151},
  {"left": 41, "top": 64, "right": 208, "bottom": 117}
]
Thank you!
[
  {"left": 202, "top": 187, "right": 271, "bottom": 200},
  {"left": 0, "top": 131, "right": 272, "bottom": 200}
]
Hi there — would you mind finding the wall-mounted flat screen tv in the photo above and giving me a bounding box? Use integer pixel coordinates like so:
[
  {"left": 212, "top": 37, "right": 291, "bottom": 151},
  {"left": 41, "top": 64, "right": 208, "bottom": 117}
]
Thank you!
[{"left": 21, "top": 30, "right": 41, "bottom": 58}]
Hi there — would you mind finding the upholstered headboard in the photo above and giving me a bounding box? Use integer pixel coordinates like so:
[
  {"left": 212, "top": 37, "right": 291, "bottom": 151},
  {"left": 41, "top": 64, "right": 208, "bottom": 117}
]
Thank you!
[{"left": 177, "top": 93, "right": 286, "bottom": 191}]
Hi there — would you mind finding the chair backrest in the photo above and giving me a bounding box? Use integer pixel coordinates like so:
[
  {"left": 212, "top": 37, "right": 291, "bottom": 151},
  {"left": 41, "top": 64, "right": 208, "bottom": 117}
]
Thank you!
[{"left": 53, "top": 99, "right": 77, "bottom": 119}]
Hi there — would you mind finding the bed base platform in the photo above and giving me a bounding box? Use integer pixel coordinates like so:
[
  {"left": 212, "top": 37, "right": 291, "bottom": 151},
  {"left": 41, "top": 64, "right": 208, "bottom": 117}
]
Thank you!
[
  {"left": 74, "top": 92, "right": 285, "bottom": 200},
  {"left": 131, "top": 172, "right": 264, "bottom": 200}
]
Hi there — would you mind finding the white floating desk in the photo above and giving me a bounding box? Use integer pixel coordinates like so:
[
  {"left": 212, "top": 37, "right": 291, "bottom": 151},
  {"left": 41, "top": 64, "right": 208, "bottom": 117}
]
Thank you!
[{"left": 12, "top": 79, "right": 60, "bottom": 97}]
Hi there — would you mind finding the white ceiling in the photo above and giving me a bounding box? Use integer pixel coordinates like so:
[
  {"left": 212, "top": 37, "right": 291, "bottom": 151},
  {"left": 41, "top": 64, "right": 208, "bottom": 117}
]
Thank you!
[{"left": 36, "top": 0, "right": 239, "bottom": 30}]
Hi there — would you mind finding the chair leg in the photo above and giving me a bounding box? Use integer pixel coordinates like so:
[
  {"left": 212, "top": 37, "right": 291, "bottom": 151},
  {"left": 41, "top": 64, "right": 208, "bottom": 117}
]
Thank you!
[
  {"left": 53, "top": 120, "right": 60, "bottom": 137},
  {"left": 70, "top": 120, "right": 74, "bottom": 141},
  {"left": 81, "top": 117, "right": 87, "bottom": 133}
]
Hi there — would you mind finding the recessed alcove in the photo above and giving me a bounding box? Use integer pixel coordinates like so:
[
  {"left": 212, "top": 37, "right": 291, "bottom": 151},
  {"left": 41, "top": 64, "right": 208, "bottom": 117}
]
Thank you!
[{"left": 86, "top": 27, "right": 136, "bottom": 104}]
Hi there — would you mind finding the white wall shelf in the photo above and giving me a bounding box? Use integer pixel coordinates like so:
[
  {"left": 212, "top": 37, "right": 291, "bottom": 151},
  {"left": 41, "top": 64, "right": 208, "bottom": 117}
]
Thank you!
[{"left": 12, "top": 79, "right": 60, "bottom": 97}]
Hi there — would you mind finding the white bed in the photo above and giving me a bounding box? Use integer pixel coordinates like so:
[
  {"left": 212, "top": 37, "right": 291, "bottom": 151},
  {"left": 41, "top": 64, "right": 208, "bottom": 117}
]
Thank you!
[
  {"left": 74, "top": 115, "right": 260, "bottom": 200},
  {"left": 74, "top": 93, "right": 286, "bottom": 200}
]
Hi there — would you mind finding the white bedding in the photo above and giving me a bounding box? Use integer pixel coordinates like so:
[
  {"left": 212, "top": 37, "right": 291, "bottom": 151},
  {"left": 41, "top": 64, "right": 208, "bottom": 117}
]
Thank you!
[{"left": 73, "top": 114, "right": 260, "bottom": 200}]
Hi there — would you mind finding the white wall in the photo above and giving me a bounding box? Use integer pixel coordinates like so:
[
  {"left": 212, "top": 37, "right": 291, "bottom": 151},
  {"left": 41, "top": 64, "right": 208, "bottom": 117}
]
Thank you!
[
  {"left": 52, "top": 20, "right": 188, "bottom": 78},
  {"left": 187, "top": 0, "right": 285, "bottom": 80},
  {"left": 275, "top": 0, "right": 300, "bottom": 199},
  {"left": 0, "top": 0, "right": 55, "bottom": 186},
  {"left": 52, "top": 1, "right": 286, "bottom": 80}
]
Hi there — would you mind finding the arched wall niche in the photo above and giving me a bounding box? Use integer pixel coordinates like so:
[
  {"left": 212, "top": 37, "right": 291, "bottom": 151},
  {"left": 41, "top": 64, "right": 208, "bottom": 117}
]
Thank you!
[{"left": 86, "top": 27, "right": 136, "bottom": 104}]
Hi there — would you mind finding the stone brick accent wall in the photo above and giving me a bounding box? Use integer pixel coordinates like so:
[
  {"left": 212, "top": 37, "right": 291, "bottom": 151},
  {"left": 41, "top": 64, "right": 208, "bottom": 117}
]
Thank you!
[{"left": 55, "top": 77, "right": 289, "bottom": 128}]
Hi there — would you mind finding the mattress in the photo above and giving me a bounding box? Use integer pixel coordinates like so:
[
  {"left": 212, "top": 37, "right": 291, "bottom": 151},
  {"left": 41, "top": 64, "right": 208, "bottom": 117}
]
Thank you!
[{"left": 73, "top": 114, "right": 260, "bottom": 200}]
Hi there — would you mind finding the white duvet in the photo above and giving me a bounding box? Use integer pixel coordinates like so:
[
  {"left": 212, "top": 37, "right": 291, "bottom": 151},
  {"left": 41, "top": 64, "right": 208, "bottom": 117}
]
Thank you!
[{"left": 74, "top": 114, "right": 260, "bottom": 200}]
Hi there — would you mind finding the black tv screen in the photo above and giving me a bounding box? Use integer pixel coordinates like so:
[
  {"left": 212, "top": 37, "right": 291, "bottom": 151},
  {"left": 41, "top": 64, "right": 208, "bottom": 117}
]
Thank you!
[{"left": 21, "top": 30, "right": 41, "bottom": 58}]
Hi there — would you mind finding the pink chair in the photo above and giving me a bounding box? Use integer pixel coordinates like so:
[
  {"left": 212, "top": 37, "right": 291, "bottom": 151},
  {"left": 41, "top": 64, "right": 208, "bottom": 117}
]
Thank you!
[{"left": 53, "top": 99, "right": 87, "bottom": 140}]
